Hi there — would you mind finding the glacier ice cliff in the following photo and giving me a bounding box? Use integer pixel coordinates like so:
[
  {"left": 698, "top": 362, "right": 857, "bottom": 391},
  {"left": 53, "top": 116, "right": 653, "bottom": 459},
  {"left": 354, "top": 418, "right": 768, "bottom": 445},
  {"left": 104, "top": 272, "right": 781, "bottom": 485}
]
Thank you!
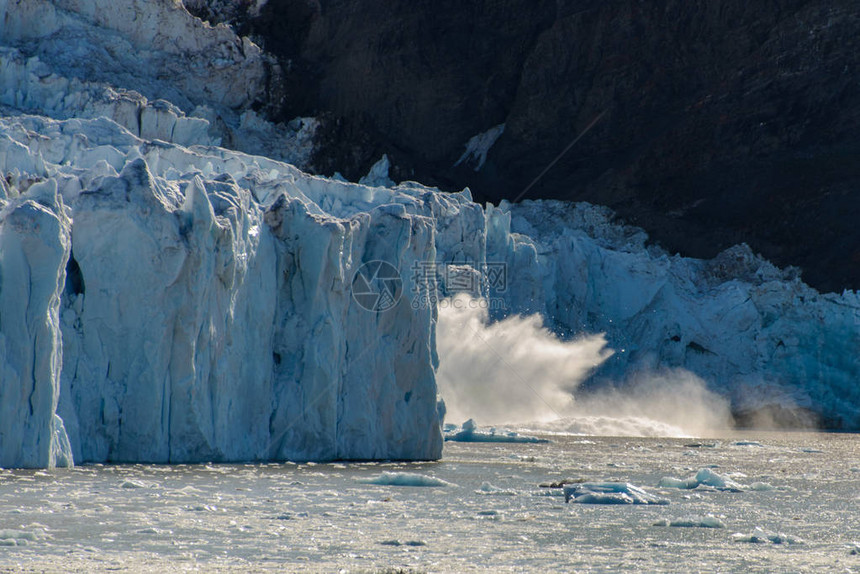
[
  {"left": 0, "top": 114, "right": 446, "bottom": 467},
  {"left": 0, "top": 0, "right": 859, "bottom": 468}
]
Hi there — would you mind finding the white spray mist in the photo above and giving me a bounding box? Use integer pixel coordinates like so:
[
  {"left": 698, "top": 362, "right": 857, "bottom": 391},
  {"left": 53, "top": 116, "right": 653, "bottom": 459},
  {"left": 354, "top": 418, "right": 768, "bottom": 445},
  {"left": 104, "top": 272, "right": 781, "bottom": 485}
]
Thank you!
[
  {"left": 435, "top": 295, "right": 734, "bottom": 437},
  {"left": 435, "top": 294, "right": 612, "bottom": 425}
]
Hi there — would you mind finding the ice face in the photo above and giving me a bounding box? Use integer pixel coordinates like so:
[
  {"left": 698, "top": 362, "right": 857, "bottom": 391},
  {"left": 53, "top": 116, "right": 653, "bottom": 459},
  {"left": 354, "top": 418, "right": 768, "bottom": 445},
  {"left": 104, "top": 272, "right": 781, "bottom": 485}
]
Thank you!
[
  {"left": 0, "top": 181, "right": 72, "bottom": 468},
  {"left": 2, "top": 113, "right": 859, "bottom": 468},
  {"left": 0, "top": 114, "right": 445, "bottom": 466}
]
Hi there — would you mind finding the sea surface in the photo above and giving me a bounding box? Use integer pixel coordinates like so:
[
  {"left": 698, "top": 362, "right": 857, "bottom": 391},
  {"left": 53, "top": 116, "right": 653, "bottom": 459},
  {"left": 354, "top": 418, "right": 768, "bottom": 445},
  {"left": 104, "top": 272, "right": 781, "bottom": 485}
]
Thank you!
[{"left": 1, "top": 431, "right": 858, "bottom": 572}]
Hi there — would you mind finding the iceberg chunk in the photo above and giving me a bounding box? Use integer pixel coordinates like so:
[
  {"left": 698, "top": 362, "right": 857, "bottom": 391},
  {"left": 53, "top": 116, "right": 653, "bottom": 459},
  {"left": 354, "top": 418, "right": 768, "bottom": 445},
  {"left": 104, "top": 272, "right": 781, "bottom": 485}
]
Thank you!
[
  {"left": 359, "top": 472, "right": 454, "bottom": 487},
  {"left": 564, "top": 482, "right": 669, "bottom": 505}
]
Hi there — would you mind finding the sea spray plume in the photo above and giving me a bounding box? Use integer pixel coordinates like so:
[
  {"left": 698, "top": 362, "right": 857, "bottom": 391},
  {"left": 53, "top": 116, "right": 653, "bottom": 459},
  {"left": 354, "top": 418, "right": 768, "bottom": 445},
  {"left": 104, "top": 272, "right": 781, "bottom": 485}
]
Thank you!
[
  {"left": 436, "top": 295, "right": 733, "bottom": 437},
  {"left": 569, "top": 370, "right": 735, "bottom": 437},
  {"left": 435, "top": 294, "right": 612, "bottom": 425}
]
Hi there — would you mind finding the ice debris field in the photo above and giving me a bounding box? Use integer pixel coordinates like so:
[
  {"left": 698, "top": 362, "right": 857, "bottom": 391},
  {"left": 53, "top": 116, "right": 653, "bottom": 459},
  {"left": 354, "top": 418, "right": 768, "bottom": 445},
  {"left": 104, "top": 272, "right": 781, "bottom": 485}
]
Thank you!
[{"left": 0, "top": 433, "right": 857, "bottom": 572}]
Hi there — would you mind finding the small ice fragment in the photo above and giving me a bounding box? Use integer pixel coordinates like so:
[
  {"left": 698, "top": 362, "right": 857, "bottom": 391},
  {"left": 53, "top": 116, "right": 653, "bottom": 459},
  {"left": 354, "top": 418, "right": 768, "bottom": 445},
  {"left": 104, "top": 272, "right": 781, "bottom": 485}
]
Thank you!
[
  {"left": 0, "top": 529, "right": 47, "bottom": 545},
  {"left": 477, "top": 510, "right": 500, "bottom": 517},
  {"left": 732, "top": 532, "right": 768, "bottom": 544},
  {"left": 659, "top": 468, "right": 747, "bottom": 491},
  {"left": 733, "top": 441, "right": 765, "bottom": 447},
  {"left": 732, "top": 527, "right": 803, "bottom": 545},
  {"left": 564, "top": 482, "right": 669, "bottom": 505},
  {"left": 358, "top": 472, "right": 454, "bottom": 487},
  {"left": 379, "top": 539, "right": 427, "bottom": 547},
  {"left": 695, "top": 468, "right": 740, "bottom": 489},
  {"left": 658, "top": 476, "right": 699, "bottom": 489},
  {"left": 476, "top": 482, "right": 516, "bottom": 496},
  {"left": 539, "top": 478, "right": 585, "bottom": 489},
  {"left": 444, "top": 420, "right": 549, "bottom": 443},
  {"left": 749, "top": 482, "right": 775, "bottom": 491},
  {"left": 657, "top": 515, "right": 726, "bottom": 528},
  {"left": 136, "top": 527, "right": 171, "bottom": 535},
  {"left": 574, "top": 492, "right": 635, "bottom": 505}
]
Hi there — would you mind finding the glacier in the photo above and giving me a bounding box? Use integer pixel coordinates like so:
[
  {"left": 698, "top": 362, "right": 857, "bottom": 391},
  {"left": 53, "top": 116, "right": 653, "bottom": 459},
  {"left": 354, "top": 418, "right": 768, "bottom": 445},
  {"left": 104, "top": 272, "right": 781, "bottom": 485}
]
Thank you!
[{"left": 0, "top": 0, "right": 859, "bottom": 468}]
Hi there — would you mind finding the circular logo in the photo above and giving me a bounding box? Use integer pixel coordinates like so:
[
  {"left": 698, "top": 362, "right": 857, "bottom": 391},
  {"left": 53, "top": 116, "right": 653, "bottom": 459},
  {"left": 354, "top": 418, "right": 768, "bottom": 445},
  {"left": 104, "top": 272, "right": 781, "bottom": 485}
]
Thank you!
[{"left": 351, "top": 260, "right": 403, "bottom": 313}]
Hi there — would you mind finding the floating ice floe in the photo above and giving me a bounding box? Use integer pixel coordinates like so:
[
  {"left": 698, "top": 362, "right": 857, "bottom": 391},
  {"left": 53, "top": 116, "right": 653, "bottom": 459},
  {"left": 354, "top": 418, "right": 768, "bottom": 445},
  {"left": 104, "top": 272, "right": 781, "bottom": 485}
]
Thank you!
[
  {"left": 564, "top": 482, "right": 669, "bottom": 505},
  {"left": 475, "top": 482, "right": 517, "bottom": 496},
  {"left": 731, "top": 527, "right": 804, "bottom": 545},
  {"left": 658, "top": 468, "right": 773, "bottom": 492},
  {"left": 444, "top": 420, "right": 549, "bottom": 444},
  {"left": 379, "top": 539, "right": 427, "bottom": 547},
  {"left": 0, "top": 528, "right": 49, "bottom": 546},
  {"left": 653, "top": 515, "right": 726, "bottom": 528},
  {"left": 358, "top": 472, "right": 454, "bottom": 487}
]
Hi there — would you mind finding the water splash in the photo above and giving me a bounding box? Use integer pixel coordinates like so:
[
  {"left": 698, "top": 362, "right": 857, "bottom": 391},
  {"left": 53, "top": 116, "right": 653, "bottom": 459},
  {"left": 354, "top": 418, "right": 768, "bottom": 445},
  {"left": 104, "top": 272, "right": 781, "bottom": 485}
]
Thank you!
[{"left": 436, "top": 295, "right": 733, "bottom": 437}]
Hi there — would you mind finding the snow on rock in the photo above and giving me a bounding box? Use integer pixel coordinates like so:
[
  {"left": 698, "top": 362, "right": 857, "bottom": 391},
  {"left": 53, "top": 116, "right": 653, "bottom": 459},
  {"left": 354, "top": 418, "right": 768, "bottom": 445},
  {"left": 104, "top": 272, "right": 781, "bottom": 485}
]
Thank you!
[{"left": 454, "top": 124, "right": 505, "bottom": 171}]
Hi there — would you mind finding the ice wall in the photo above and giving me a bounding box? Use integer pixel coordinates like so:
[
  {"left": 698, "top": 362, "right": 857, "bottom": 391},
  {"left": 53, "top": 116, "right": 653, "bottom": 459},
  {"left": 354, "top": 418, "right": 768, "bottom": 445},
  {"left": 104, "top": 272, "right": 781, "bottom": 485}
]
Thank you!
[
  {"left": 0, "top": 113, "right": 447, "bottom": 465},
  {"left": 1, "top": 111, "right": 859, "bottom": 468},
  {"left": 0, "top": 0, "right": 317, "bottom": 166},
  {"left": 0, "top": 180, "right": 73, "bottom": 468}
]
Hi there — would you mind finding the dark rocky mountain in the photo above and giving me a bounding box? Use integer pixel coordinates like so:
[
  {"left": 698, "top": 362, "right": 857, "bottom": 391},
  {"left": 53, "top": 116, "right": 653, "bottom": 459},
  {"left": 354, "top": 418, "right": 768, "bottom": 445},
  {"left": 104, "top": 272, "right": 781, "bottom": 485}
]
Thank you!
[{"left": 211, "top": 0, "right": 860, "bottom": 293}]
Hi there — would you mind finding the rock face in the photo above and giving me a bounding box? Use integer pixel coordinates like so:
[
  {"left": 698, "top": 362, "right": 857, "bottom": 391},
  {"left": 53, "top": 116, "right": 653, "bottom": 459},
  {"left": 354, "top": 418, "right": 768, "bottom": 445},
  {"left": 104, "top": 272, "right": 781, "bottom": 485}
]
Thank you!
[{"left": 247, "top": 0, "right": 860, "bottom": 293}]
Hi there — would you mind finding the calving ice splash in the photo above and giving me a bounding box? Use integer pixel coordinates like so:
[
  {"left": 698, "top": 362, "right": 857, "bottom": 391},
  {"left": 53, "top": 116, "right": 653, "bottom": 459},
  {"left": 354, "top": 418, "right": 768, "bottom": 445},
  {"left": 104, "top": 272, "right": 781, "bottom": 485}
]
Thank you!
[
  {"left": 1, "top": 0, "right": 860, "bottom": 470},
  {"left": 435, "top": 293, "right": 734, "bottom": 437}
]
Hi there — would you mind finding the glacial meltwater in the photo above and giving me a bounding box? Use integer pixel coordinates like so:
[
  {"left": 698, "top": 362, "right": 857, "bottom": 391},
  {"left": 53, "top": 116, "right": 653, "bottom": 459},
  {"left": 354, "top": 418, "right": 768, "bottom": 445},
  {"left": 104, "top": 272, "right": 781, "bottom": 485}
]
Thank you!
[{"left": 1, "top": 432, "right": 858, "bottom": 572}]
